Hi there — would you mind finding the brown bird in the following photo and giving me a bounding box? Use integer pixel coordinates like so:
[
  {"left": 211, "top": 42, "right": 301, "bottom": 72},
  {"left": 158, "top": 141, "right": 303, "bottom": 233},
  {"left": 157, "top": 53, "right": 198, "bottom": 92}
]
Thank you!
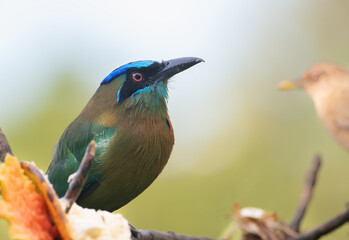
[{"left": 279, "top": 62, "right": 349, "bottom": 151}]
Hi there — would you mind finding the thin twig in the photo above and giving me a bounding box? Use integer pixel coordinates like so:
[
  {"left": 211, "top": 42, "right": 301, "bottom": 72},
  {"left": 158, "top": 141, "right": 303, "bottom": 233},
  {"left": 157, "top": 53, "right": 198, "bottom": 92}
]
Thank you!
[
  {"left": 242, "top": 234, "right": 264, "bottom": 240},
  {"left": 62, "top": 140, "right": 96, "bottom": 213},
  {"left": 131, "top": 229, "right": 216, "bottom": 240},
  {"left": 294, "top": 208, "right": 349, "bottom": 240},
  {"left": 0, "top": 128, "right": 13, "bottom": 162},
  {"left": 290, "top": 155, "right": 321, "bottom": 232}
]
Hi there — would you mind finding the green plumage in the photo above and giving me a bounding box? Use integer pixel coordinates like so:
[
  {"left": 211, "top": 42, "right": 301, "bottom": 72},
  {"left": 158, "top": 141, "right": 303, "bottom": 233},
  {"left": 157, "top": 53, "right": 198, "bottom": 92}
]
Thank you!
[{"left": 47, "top": 58, "right": 202, "bottom": 211}]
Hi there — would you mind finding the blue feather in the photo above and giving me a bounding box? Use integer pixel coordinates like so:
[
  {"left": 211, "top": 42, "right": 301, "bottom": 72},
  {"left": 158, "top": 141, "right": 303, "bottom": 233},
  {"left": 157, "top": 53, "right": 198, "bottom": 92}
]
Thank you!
[
  {"left": 130, "top": 82, "right": 168, "bottom": 100},
  {"left": 117, "top": 86, "right": 123, "bottom": 103},
  {"left": 101, "top": 60, "right": 155, "bottom": 85},
  {"left": 131, "top": 87, "right": 151, "bottom": 98}
]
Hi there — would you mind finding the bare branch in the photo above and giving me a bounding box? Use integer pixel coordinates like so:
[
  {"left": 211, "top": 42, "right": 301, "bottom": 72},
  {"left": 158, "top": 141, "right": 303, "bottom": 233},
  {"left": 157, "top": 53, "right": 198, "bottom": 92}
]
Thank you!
[
  {"left": 131, "top": 229, "right": 217, "bottom": 240},
  {"left": 242, "top": 234, "right": 263, "bottom": 240},
  {"left": 0, "top": 128, "right": 13, "bottom": 162},
  {"left": 294, "top": 208, "right": 349, "bottom": 240},
  {"left": 62, "top": 140, "right": 96, "bottom": 213},
  {"left": 290, "top": 155, "right": 321, "bottom": 232}
]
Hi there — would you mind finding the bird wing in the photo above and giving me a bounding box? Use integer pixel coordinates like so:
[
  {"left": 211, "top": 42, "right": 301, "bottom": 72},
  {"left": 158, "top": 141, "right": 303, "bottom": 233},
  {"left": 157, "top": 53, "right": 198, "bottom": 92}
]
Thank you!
[
  {"left": 47, "top": 120, "right": 116, "bottom": 198},
  {"left": 334, "top": 117, "right": 349, "bottom": 132},
  {"left": 331, "top": 94, "right": 349, "bottom": 132}
]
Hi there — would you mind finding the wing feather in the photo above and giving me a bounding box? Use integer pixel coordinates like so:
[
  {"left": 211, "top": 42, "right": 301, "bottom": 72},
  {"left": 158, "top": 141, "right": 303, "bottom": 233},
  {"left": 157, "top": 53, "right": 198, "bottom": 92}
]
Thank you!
[{"left": 47, "top": 120, "right": 116, "bottom": 198}]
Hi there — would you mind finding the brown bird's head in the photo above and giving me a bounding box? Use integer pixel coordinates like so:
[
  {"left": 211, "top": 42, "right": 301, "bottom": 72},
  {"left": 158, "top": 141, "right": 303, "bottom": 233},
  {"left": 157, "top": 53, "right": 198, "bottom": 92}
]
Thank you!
[
  {"left": 278, "top": 63, "right": 349, "bottom": 102},
  {"left": 278, "top": 62, "right": 349, "bottom": 151}
]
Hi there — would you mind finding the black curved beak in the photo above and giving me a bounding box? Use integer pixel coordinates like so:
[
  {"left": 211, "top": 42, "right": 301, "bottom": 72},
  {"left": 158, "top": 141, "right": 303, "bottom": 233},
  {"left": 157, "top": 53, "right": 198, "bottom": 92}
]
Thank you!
[{"left": 156, "top": 57, "right": 204, "bottom": 82}]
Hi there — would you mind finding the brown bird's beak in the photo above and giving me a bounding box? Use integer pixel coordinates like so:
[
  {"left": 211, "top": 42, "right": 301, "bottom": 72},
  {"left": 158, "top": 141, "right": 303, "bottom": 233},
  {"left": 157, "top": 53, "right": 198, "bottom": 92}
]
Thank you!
[{"left": 278, "top": 80, "right": 301, "bottom": 90}]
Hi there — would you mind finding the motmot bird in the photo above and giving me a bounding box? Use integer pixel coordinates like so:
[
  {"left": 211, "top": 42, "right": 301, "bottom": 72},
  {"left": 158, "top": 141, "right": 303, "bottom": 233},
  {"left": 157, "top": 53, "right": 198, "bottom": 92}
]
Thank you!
[{"left": 47, "top": 57, "right": 203, "bottom": 211}]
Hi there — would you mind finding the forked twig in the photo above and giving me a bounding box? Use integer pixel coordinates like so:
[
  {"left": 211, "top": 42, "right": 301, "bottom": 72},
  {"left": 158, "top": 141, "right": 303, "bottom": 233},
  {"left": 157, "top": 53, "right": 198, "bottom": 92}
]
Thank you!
[
  {"left": 62, "top": 140, "right": 96, "bottom": 213},
  {"left": 295, "top": 208, "right": 349, "bottom": 240},
  {"left": 290, "top": 155, "right": 321, "bottom": 232},
  {"left": 289, "top": 155, "right": 349, "bottom": 240}
]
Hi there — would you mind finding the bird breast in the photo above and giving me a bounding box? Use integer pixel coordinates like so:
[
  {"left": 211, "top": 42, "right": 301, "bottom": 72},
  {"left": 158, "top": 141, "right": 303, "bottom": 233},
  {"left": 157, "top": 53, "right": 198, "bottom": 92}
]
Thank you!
[
  {"left": 80, "top": 115, "right": 174, "bottom": 211},
  {"left": 312, "top": 85, "right": 349, "bottom": 151}
]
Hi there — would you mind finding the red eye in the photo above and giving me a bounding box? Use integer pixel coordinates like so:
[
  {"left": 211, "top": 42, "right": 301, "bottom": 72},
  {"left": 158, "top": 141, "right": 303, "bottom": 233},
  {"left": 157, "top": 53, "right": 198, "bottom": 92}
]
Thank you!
[{"left": 132, "top": 72, "right": 143, "bottom": 82}]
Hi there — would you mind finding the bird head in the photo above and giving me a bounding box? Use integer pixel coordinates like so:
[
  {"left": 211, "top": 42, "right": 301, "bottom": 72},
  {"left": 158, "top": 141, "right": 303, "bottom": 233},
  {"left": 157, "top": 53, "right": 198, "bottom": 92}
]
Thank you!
[
  {"left": 278, "top": 63, "right": 349, "bottom": 100},
  {"left": 97, "top": 57, "right": 203, "bottom": 112}
]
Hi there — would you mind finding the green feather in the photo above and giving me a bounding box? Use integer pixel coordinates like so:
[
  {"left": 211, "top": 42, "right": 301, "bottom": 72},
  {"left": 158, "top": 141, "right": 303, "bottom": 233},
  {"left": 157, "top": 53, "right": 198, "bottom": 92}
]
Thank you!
[{"left": 47, "top": 120, "right": 116, "bottom": 197}]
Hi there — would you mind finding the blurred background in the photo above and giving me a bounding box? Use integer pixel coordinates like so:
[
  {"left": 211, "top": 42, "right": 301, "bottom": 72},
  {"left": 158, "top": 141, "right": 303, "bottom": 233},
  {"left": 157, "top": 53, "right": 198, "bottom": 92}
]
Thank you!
[{"left": 1, "top": 0, "right": 349, "bottom": 239}]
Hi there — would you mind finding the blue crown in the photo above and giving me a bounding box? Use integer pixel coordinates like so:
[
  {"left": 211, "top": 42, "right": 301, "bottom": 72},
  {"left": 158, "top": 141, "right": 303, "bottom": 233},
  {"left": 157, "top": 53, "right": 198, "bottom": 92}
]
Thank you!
[{"left": 101, "top": 60, "right": 155, "bottom": 85}]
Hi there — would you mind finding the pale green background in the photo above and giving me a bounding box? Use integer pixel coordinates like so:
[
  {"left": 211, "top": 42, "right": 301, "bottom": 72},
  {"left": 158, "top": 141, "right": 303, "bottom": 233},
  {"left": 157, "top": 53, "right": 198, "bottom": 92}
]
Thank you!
[{"left": 1, "top": 1, "right": 349, "bottom": 239}]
